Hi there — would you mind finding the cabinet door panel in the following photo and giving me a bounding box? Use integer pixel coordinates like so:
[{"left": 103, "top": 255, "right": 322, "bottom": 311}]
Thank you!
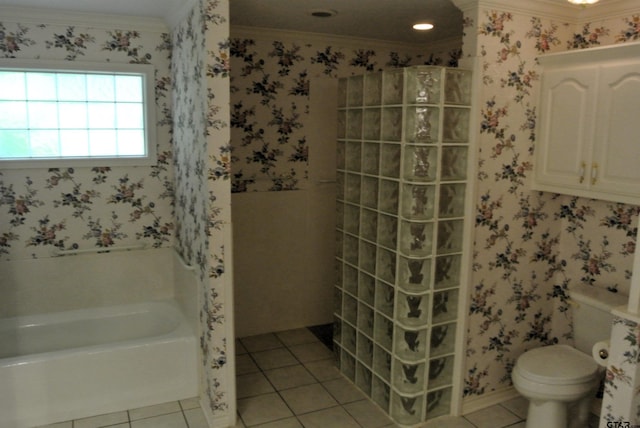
[
  {"left": 593, "top": 62, "right": 640, "bottom": 196},
  {"left": 535, "top": 68, "right": 597, "bottom": 188}
]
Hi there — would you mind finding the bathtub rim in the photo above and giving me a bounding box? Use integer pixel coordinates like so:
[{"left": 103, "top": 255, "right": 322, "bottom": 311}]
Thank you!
[
  {"left": 0, "top": 299, "right": 195, "bottom": 367},
  {"left": 0, "top": 297, "right": 199, "bottom": 428}
]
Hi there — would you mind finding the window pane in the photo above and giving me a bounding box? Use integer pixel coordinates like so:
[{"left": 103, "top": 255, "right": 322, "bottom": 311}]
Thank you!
[
  {"left": 116, "top": 103, "right": 143, "bottom": 129},
  {"left": 30, "top": 130, "right": 60, "bottom": 156},
  {"left": 60, "top": 130, "right": 89, "bottom": 156},
  {"left": 117, "top": 130, "right": 145, "bottom": 156},
  {"left": 87, "top": 75, "right": 115, "bottom": 101},
  {"left": 0, "top": 130, "right": 29, "bottom": 157},
  {"left": 57, "top": 74, "right": 86, "bottom": 101},
  {"left": 59, "top": 102, "right": 88, "bottom": 129},
  {"left": 0, "top": 101, "right": 28, "bottom": 128},
  {"left": 89, "top": 130, "right": 116, "bottom": 156},
  {"left": 0, "top": 65, "right": 152, "bottom": 163},
  {"left": 88, "top": 103, "right": 115, "bottom": 128},
  {"left": 115, "top": 75, "right": 143, "bottom": 102},
  {"left": 0, "top": 72, "right": 26, "bottom": 100},
  {"left": 28, "top": 102, "right": 59, "bottom": 129},
  {"left": 26, "top": 73, "right": 57, "bottom": 100}
]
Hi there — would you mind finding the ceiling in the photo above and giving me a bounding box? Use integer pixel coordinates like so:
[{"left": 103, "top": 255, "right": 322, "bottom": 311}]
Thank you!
[
  {"left": 229, "top": 0, "right": 463, "bottom": 45},
  {"left": 3, "top": 0, "right": 622, "bottom": 44},
  {"left": 0, "top": 0, "right": 464, "bottom": 45}
]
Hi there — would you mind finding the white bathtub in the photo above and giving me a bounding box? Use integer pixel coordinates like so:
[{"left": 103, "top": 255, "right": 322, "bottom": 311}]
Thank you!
[{"left": 0, "top": 300, "right": 198, "bottom": 428}]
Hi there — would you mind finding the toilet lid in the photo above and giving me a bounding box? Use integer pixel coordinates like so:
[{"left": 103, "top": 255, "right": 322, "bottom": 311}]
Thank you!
[{"left": 516, "top": 344, "right": 599, "bottom": 385}]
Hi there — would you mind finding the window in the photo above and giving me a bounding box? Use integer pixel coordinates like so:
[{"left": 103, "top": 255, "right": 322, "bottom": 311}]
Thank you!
[{"left": 0, "top": 59, "right": 156, "bottom": 168}]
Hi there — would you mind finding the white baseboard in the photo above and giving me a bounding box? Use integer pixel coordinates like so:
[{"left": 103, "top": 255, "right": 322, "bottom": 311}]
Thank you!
[{"left": 462, "top": 387, "right": 520, "bottom": 415}]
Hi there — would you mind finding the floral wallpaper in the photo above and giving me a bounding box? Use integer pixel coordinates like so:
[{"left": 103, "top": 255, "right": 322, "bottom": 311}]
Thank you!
[
  {"left": 3, "top": 0, "right": 640, "bottom": 425},
  {"left": 601, "top": 315, "right": 640, "bottom": 426},
  {"left": 229, "top": 32, "right": 462, "bottom": 192},
  {"left": 230, "top": 3, "right": 640, "bottom": 423},
  {"left": 0, "top": 18, "right": 174, "bottom": 261},
  {"left": 0, "top": 0, "right": 235, "bottom": 422},
  {"left": 171, "top": 0, "right": 233, "bottom": 421},
  {"left": 461, "top": 2, "right": 640, "bottom": 418}
]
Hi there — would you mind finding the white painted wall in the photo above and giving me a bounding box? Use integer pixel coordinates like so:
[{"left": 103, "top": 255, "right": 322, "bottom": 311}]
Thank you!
[{"left": 232, "top": 78, "right": 338, "bottom": 337}]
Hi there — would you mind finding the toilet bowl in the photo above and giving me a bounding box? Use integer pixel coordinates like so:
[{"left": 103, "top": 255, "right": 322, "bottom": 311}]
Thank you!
[
  {"left": 512, "top": 344, "right": 601, "bottom": 428},
  {"left": 511, "top": 284, "right": 626, "bottom": 428}
]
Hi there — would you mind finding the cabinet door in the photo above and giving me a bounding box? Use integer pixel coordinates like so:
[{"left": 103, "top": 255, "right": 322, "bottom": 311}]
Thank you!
[
  {"left": 534, "top": 67, "right": 597, "bottom": 191},
  {"left": 591, "top": 61, "right": 640, "bottom": 199}
]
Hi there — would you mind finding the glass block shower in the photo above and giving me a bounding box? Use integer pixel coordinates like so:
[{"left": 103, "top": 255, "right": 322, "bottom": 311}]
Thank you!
[{"left": 334, "top": 66, "right": 473, "bottom": 426}]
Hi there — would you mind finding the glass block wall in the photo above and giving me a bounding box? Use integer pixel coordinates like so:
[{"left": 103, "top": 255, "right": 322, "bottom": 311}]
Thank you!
[{"left": 334, "top": 66, "right": 472, "bottom": 426}]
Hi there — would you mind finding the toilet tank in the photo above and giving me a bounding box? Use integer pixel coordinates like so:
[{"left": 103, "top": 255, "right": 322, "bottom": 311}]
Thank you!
[{"left": 571, "top": 284, "right": 627, "bottom": 354}]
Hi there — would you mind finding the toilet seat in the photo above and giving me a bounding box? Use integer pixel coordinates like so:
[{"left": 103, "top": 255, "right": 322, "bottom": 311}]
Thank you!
[{"left": 515, "top": 344, "right": 599, "bottom": 385}]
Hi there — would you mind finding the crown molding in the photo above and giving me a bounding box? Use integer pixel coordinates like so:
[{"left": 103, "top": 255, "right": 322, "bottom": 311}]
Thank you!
[
  {"left": 452, "top": 0, "right": 580, "bottom": 22},
  {"left": 538, "top": 39, "right": 640, "bottom": 66},
  {"left": 0, "top": 5, "right": 168, "bottom": 31},
  {"left": 578, "top": 0, "right": 640, "bottom": 21},
  {"left": 451, "top": 0, "right": 640, "bottom": 23},
  {"left": 231, "top": 25, "right": 461, "bottom": 53}
]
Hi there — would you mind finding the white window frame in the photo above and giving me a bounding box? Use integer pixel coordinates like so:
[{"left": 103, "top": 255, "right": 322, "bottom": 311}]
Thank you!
[{"left": 0, "top": 59, "right": 157, "bottom": 169}]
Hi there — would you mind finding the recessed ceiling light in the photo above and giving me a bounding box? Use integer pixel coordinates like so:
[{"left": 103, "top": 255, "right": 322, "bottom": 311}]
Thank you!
[
  {"left": 413, "top": 22, "right": 434, "bottom": 31},
  {"left": 310, "top": 9, "right": 338, "bottom": 18},
  {"left": 567, "top": 0, "right": 599, "bottom": 4}
]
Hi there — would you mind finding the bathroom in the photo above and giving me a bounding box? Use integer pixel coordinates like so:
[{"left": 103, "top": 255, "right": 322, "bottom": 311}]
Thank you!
[
  {"left": 1, "top": 0, "right": 640, "bottom": 427},
  {"left": 231, "top": 0, "right": 640, "bottom": 425},
  {"left": 0, "top": 0, "right": 234, "bottom": 426}
]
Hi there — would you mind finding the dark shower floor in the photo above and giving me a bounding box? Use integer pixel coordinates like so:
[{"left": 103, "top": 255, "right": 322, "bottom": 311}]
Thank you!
[{"left": 307, "top": 323, "right": 333, "bottom": 351}]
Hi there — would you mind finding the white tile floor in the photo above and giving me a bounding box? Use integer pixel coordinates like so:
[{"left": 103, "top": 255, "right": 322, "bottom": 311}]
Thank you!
[
  {"left": 38, "top": 327, "right": 601, "bottom": 428},
  {"left": 234, "top": 328, "right": 602, "bottom": 428},
  {"left": 233, "top": 328, "right": 395, "bottom": 428},
  {"left": 36, "top": 398, "right": 208, "bottom": 428}
]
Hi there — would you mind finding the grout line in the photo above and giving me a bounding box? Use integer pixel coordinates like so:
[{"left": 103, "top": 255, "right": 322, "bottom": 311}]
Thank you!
[
  {"left": 278, "top": 336, "right": 370, "bottom": 427},
  {"left": 498, "top": 402, "right": 525, "bottom": 423},
  {"left": 266, "top": 349, "right": 309, "bottom": 420},
  {"left": 238, "top": 331, "right": 364, "bottom": 427},
  {"left": 180, "top": 407, "right": 190, "bottom": 428},
  {"left": 462, "top": 417, "right": 480, "bottom": 428},
  {"left": 240, "top": 328, "right": 536, "bottom": 428}
]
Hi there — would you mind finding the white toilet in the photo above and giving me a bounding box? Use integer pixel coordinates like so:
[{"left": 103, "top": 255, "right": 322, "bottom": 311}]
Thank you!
[{"left": 512, "top": 284, "right": 627, "bottom": 428}]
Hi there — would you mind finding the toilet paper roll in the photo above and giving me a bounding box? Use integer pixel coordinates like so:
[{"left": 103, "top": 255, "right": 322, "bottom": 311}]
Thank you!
[{"left": 592, "top": 340, "right": 610, "bottom": 367}]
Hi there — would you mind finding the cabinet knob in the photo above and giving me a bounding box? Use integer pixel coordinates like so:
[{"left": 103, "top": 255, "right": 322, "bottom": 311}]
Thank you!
[
  {"left": 579, "top": 162, "right": 586, "bottom": 184},
  {"left": 591, "top": 163, "right": 598, "bottom": 185}
]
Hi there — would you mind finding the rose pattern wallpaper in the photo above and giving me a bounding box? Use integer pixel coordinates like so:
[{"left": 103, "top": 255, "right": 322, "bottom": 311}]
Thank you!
[
  {"left": 0, "top": 0, "right": 234, "bottom": 421},
  {"left": 170, "top": 0, "right": 233, "bottom": 420},
  {"left": 602, "top": 315, "right": 640, "bottom": 426},
  {"left": 2, "top": 0, "right": 640, "bottom": 425},
  {"left": 460, "top": 2, "right": 640, "bottom": 423},
  {"left": 0, "top": 21, "right": 174, "bottom": 260},
  {"left": 229, "top": 3, "right": 640, "bottom": 422},
  {"left": 229, "top": 33, "right": 461, "bottom": 192}
]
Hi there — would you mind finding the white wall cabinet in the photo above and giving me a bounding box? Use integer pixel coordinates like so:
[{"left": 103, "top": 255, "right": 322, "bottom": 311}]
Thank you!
[{"left": 533, "top": 42, "right": 640, "bottom": 204}]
